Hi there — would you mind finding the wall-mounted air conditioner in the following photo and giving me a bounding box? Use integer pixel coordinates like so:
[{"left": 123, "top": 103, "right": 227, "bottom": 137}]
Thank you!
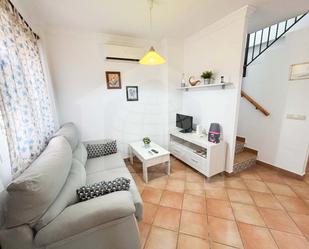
[{"left": 104, "top": 44, "right": 144, "bottom": 62}]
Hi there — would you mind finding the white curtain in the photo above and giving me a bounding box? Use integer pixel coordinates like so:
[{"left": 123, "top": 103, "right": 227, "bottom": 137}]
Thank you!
[{"left": 0, "top": 0, "right": 55, "bottom": 177}]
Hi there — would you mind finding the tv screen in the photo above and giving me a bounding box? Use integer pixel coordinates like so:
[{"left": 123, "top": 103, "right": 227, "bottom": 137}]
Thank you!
[{"left": 176, "top": 114, "right": 193, "bottom": 133}]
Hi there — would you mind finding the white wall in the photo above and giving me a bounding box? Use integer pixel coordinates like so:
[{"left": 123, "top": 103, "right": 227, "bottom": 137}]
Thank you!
[
  {"left": 44, "top": 30, "right": 168, "bottom": 157},
  {"left": 162, "top": 39, "right": 184, "bottom": 132},
  {"left": 183, "top": 7, "right": 251, "bottom": 172},
  {"left": 238, "top": 21, "right": 309, "bottom": 175}
]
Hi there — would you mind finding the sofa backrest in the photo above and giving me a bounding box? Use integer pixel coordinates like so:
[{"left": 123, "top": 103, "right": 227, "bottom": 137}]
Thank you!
[
  {"left": 5, "top": 136, "right": 72, "bottom": 228},
  {"left": 34, "top": 158, "right": 86, "bottom": 231},
  {"left": 73, "top": 143, "right": 88, "bottom": 166},
  {"left": 53, "top": 123, "right": 80, "bottom": 151}
]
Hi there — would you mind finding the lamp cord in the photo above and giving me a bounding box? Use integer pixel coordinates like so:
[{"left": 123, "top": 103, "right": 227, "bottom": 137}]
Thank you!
[{"left": 149, "top": 0, "right": 153, "bottom": 37}]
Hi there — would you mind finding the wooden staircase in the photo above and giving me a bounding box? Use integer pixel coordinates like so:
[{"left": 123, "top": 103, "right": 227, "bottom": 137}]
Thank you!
[{"left": 233, "top": 136, "right": 257, "bottom": 173}]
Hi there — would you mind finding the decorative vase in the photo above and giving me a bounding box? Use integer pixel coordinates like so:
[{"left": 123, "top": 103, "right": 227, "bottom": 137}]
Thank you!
[
  {"left": 189, "top": 76, "right": 201, "bottom": 86},
  {"left": 143, "top": 137, "right": 151, "bottom": 148},
  {"left": 204, "top": 78, "right": 211, "bottom": 85}
]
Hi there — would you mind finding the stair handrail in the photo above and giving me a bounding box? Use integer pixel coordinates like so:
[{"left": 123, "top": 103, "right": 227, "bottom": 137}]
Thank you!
[{"left": 241, "top": 90, "right": 270, "bottom": 116}]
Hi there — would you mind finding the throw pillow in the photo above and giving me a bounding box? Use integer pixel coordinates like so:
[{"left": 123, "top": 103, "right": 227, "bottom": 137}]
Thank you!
[
  {"left": 86, "top": 140, "right": 117, "bottom": 158},
  {"left": 76, "top": 177, "right": 130, "bottom": 202}
]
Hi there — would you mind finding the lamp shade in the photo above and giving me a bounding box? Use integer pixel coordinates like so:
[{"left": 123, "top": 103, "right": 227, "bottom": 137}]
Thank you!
[{"left": 139, "top": 46, "right": 166, "bottom": 65}]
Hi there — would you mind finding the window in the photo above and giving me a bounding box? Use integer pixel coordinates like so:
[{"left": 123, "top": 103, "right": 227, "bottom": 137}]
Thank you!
[{"left": 0, "top": 0, "right": 55, "bottom": 177}]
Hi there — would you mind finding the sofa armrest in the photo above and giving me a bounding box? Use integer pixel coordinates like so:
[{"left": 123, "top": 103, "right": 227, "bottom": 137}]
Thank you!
[
  {"left": 0, "top": 225, "right": 34, "bottom": 249},
  {"left": 34, "top": 191, "right": 135, "bottom": 247}
]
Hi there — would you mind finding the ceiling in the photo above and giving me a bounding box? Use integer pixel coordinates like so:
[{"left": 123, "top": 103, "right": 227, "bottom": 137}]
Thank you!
[{"left": 13, "top": 0, "right": 309, "bottom": 39}]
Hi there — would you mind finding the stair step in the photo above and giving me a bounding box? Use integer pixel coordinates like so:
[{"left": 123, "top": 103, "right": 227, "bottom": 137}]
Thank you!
[
  {"left": 233, "top": 151, "right": 257, "bottom": 173},
  {"left": 236, "top": 136, "right": 246, "bottom": 142},
  {"left": 235, "top": 141, "right": 245, "bottom": 154}
]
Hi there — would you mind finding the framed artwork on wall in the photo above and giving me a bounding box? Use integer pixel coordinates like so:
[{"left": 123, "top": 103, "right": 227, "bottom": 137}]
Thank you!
[
  {"left": 289, "top": 62, "right": 309, "bottom": 81},
  {"left": 126, "top": 86, "right": 138, "bottom": 101},
  {"left": 105, "top": 71, "right": 121, "bottom": 89}
]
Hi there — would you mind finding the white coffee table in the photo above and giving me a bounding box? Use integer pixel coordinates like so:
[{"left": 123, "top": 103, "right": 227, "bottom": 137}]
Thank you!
[{"left": 129, "top": 141, "right": 170, "bottom": 183}]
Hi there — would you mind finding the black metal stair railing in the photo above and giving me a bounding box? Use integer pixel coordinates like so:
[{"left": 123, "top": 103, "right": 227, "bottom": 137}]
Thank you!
[{"left": 243, "top": 12, "right": 308, "bottom": 77}]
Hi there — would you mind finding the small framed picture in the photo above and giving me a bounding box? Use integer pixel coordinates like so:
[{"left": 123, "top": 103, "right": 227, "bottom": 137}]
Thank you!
[
  {"left": 126, "top": 86, "right": 138, "bottom": 101},
  {"left": 289, "top": 62, "right": 309, "bottom": 81},
  {"left": 105, "top": 71, "right": 121, "bottom": 89}
]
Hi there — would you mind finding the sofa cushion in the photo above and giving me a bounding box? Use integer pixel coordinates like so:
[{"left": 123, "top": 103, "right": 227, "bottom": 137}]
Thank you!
[
  {"left": 86, "top": 140, "right": 117, "bottom": 158},
  {"left": 34, "top": 191, "right": 136, "bottom": 247},
  {"left": 86, "top": 167, "right": 143, "bottom": 221},
  {"left": 53, "top": 123, "right": 79, "bottom": 150},
  {"left": 34, "top": 159, "right": 86, "bottom": 231},
  {"left": 85, "top": 152, "right": 126, "bottom": 174},
  {"left": 5, "top": 136, "right": 72, "bottom": 228},
  {"left": 77, "top": 177, "right": 130, "bottom": 202},
  {"left": 73, "top": 142, "right": 88, "bottom": 166}
]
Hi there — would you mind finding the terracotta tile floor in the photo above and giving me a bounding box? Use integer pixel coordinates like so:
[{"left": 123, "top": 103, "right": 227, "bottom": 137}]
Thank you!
[{"left": 126, "top": 156, "right": 309, "bottom": 249}]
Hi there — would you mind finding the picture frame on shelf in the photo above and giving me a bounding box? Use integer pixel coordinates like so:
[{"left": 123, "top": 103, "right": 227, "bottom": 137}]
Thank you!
[
  {"left": 126, "top": 86, "right": 138, "bottom": 101},
  {"left": 105, "top": 71, "right": 121, "bottom": 89}
]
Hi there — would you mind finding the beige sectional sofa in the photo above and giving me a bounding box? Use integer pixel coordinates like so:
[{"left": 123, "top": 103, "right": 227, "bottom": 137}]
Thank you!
[{"left": 0, "top": 123, "right": 143, "bottom": 249}]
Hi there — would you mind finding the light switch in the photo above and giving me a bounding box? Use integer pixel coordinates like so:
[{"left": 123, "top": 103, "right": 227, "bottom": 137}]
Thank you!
[{"left": 286, "top": 114, "right": 306, "bottom": 120}]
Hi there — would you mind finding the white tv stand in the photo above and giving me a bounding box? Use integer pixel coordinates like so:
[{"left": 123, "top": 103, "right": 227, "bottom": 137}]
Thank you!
[{"left": 169, "top": 129, "right": 227, "bottom": 178}]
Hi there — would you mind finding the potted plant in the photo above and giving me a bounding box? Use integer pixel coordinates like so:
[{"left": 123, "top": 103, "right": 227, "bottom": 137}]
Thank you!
[
  {"left": 201, "top": 71, "right": 213, "bottom": 84},
  {"left": 143, "top": 137, "right": 151, "bottom": 148}
]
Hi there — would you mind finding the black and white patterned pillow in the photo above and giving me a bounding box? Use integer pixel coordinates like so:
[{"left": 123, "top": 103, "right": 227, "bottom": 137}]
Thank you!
[
  {"left": 76, "top": 177, "right": 130, "bottom": 202},
  {"left": 86, "top": 140, "right": 117, "bottom": 158}
]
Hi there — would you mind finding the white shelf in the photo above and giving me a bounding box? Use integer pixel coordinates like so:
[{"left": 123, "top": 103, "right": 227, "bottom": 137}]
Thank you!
[
  {"left": 169, "top": 130, "right": 227, "bottom": 177},
  {"left": 177, "top": 82, "right": 232, "bottom": 90},
  {"left": 170, "top": 130, "right": 218, "bottom": 148}
]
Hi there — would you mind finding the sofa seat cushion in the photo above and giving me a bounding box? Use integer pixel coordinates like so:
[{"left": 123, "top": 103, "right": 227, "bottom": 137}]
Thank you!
[
  {"left": 86, "top": 168, "right": 143, "bottom": 221},
  {"left": 85, "top": 152, "right": 126, "bottom": 174},
  {"left": 34, "top": 191, "right": 136, "bottom": 247},
  {"left": 5, "top": 136, "right": 72, "bottom": 228}
]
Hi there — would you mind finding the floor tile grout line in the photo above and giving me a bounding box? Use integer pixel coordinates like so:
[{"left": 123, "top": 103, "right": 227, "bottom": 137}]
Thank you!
[
  {"left": 132, "top": 157, "right": 309, "bottom": 248},
  {"left": 142, "top": 180, "right": 166, "bottom": 249},
  {"left": 258, "top": 172, "right": 305, "bottom": 247},
  {"left": 226, "top": 181, "right": 246, "bottom": 249},
  {"left": 175, "top": 187, "right": 185, "bottom": 249},
  {"left": 238, "top": 171, "right": 280, "bottom": 249},
  {"left": 248, "top": 184, "right": 280, "bottom": 248},
  {"left": 272, "top": 193, "right": 309, "bottom": 242}
]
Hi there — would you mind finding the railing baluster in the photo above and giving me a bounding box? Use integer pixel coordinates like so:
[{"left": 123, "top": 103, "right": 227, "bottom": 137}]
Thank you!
[
  {"left": 266, "top": 26, "right": 271, "bottom": 47},
  {"left": 243, "top": 34, "right": 250, "bottom": 77},
  {"left": 284, "top": 20, "right": 288, "bottom": 31},
  {"left": 259, "top": 29, "right": 264, "bottom": 53},
  {"left": 275, "top": 23, "right": 279, "bottom": 39},
  {"left": 252, "top": 32, "right": 256, "bottom": 60}
]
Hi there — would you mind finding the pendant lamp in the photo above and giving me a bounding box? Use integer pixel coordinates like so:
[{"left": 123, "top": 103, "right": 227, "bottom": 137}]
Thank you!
[{"left": 139, "top": 0, "right": 166, "bottom": 65}]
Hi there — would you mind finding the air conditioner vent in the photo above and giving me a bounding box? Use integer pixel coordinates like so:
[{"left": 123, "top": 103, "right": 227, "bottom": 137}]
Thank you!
[{"left": 104, "top": 44, "right": 143, "bottom": 62}]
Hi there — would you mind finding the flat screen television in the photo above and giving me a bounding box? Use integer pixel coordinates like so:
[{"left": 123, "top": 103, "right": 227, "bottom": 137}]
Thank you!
[{"left": 176, "top": 114, "right": 193, "bottom": 133}]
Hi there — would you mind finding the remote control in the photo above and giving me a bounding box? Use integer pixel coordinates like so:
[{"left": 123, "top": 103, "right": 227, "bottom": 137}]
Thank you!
[{"left": 151, "top": 149, "right": 159, "bottom": 154}]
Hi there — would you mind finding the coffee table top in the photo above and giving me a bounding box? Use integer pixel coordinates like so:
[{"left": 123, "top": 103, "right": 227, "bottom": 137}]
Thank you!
[{"left": 129, "top": 141, "right": 170, "bottom": 160}]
